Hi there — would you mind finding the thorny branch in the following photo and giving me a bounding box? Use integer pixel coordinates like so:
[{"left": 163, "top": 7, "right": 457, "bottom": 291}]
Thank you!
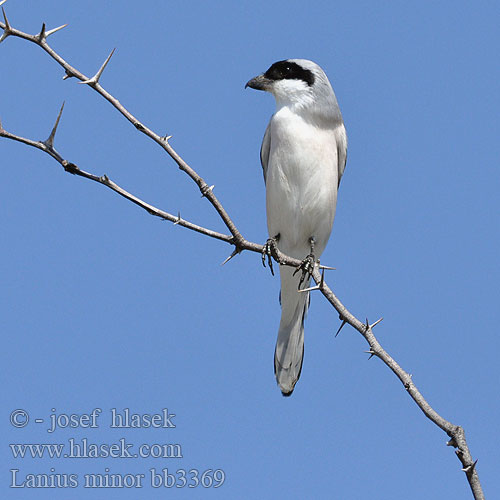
[{"left": 0, "top": 6, "right": 484, "bottom": 499}]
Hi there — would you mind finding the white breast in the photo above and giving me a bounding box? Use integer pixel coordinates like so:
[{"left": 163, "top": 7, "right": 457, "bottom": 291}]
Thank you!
[{"left": 266, "top": 106, "right": 339, "bottom": 259}]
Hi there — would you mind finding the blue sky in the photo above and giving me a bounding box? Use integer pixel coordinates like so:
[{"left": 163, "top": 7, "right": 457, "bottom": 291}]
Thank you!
[{"left": 1, "top": 1, "right": 499, "bottom": 498}]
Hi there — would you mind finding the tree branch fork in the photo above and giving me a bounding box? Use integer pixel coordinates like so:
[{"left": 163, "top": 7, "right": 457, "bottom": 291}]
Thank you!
[{"left": 0, "top": 5, "right": 484, "bottom": 499}]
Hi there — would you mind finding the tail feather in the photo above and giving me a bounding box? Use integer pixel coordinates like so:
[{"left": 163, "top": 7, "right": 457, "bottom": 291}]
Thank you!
[{"left": 274, "top": 265, "right": 310, "bottom": 396}]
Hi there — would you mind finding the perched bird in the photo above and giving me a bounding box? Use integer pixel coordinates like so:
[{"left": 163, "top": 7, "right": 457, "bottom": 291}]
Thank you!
[{"left": 246, "top": 59, "right": 347, "bottom": 396}]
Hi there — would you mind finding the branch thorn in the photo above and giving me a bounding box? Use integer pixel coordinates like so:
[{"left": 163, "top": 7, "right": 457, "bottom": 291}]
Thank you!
[
  {"left": 162, "top": 135, "right": 172, "bottom": 142},
  {"left": 0, "top": 6, "right": 11, "bottom": 43},
  {"left": 335, "top": 318, "right": 347, "bottom": 337},
  {"left": 462, "top": 459, "right": 478, "bottom": 473},
  {"left": 318, "top": 264, "right": 336, "bottom": 270},
  {"left": 38, "top": 22, "right": 46, "bottom": 41},
  {"left": 301, "top": 267, "right": 327, "bottom": 293},
  {"left": 221, "top": 247, "right": 240, "bottom": 266},
  {"left": 370, "top": 317, "right": 384, "bottom": 329},
  {"left": 43, "top": 101, "right": 65, "bottom": 150},
  {"left": 45, "top": 23, "right": 67, "bottom": 38},
  {"left": 79, "top": 48, "right": 115, "bottom": 85},
  {"left": 320, "top": 267, "right": 326, "bottom": 288},
  {"left": 173, "top": 211, "right": 181, "bottom": 225},
  {"left": 63, "top": 69, "right": 74, "bottom": 80},
  {"left": 364, "top": 317, "right": 383, "bottom": 332},
  {"left": 2, "top": 6, "right": 10, "bottom": 28},
  {"left": 364, "top": 349, "right": 377, "bottom": 360}
]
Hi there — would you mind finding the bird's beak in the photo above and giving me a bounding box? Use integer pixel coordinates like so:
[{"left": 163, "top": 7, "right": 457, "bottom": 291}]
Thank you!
[{"left": 245, "top": 74, "right": 272, "bottom": 91}]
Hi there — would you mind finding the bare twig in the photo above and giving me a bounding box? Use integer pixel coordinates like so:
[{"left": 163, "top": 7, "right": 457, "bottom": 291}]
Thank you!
[
  {"left": 0, "top": 113, "right": 232, "bottom": 243},
  {"left": 0, "top": 12, "right": 484, "bottom": 500},
  {"left": 0, "top": 9, "right": 244, "bottom": 249},
  {"left": 309, "top": 266, "right": 484, "bottom": 499}
]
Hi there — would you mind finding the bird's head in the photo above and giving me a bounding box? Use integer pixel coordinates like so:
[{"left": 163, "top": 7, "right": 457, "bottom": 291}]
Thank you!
[{"left": 246, "top": 59, "right": 341, "bottom": 124}]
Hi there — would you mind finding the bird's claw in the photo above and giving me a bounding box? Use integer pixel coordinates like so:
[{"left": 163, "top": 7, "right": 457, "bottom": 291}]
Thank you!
[
  {"left": 293, "top": 253, "right": 316, "bottom": 289},
  {"left": 262, "top": 237, "right": 279, "bottom": 276}
]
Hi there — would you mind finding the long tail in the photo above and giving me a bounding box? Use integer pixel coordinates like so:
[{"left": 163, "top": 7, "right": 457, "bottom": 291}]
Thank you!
[{"left": 274, "top": 264, "right": 310, "bottom": 396}]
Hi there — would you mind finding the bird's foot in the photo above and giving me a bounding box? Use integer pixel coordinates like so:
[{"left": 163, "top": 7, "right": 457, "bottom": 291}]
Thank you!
[
  {"left": 293, "top": 253, "right": 317, "bottom": 289},
  {"left": 262, "top": 235, "right": 280, "bottom": 276}
]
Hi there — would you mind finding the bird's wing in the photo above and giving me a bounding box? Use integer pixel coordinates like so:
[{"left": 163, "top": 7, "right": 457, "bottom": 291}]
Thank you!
[
  {"left": 260, "top": 120, "right": 272, "bottom": 184},
  {"left": 336, "top": 124, "right": 348, "bottom": 187}
]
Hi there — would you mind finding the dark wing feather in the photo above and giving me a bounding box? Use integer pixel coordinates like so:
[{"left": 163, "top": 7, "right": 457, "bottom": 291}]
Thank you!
[
  {"left": 260, "top": 121, "right": 271, "bottom": 184},
  {"left": 336, "top": 126, "right": 348, "bottom": 187}
]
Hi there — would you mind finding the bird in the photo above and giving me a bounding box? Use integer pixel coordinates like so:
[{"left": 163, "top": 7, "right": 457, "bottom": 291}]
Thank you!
[{"left": 246, "top": 59, "right": 347, "bottom": 396}]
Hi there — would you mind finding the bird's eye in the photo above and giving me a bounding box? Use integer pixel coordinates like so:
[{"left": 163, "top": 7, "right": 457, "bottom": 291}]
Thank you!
[{"left": 279, "top": 66, "right": 291, "bottom": 78}]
